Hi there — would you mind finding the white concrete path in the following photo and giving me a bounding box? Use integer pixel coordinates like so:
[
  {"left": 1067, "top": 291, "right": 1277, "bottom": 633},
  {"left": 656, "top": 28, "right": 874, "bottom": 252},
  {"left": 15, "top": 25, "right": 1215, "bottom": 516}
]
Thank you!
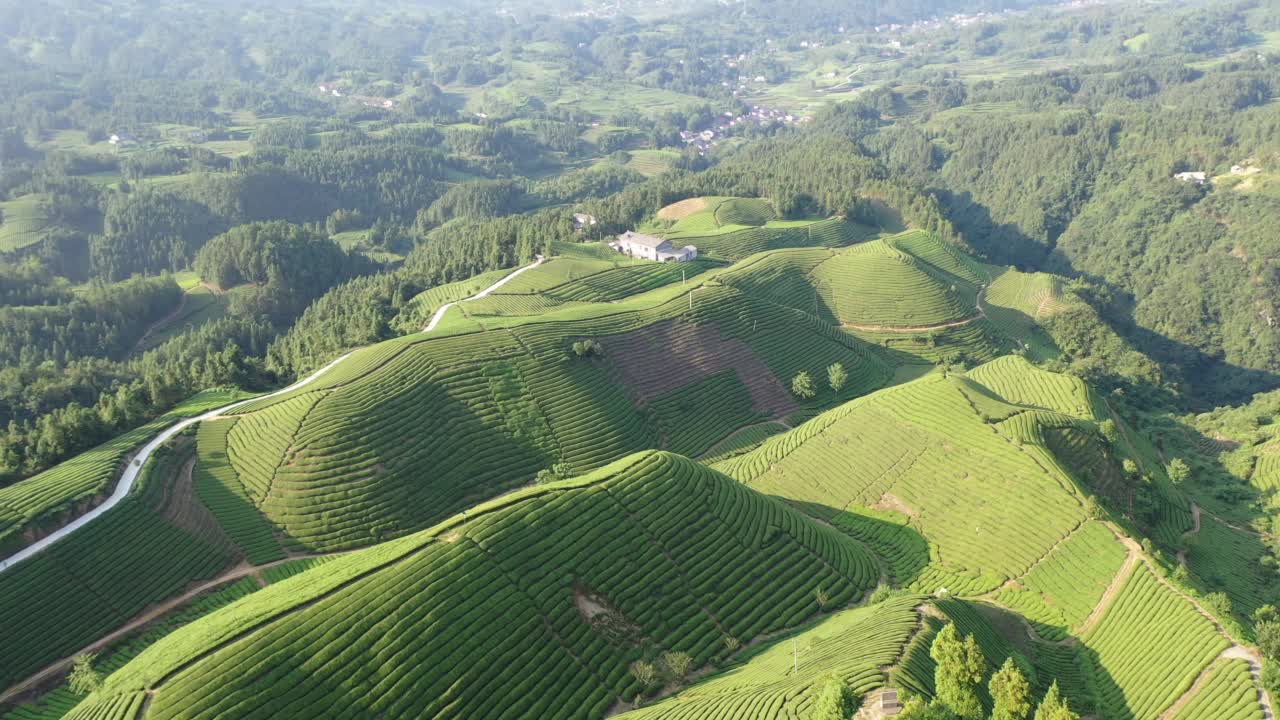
[
  {"left": 0, "top": 256, "right": 545, "bottom": 574},
  {"left": 421, "top": 255, "right": 544, "bottom": 332}
]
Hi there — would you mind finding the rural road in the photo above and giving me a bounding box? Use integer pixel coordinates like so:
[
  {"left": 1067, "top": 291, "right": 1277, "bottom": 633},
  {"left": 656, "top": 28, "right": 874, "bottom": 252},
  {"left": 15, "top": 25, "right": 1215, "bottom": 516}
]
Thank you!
[
  {"left": 421, "top": 255, "right": 544, "bottom": 331},
  {"left": 0, "top": 256, "right": 545, "bottom": 575}
]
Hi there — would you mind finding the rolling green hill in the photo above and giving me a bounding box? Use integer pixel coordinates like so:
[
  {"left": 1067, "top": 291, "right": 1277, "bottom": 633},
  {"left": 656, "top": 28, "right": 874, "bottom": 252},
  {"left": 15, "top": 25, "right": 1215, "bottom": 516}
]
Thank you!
[
  {"left": 4, "top": 199, "right": 1268, "bottom": 720},
  {"left": 211, "top": 280, "right": 891, "bottom": 552},
  {"left": 62, "top": 451, "right": 880, "bottom": 720},
  {"left": 0, "top": 213, "right": 1140, "bottom": 699}
]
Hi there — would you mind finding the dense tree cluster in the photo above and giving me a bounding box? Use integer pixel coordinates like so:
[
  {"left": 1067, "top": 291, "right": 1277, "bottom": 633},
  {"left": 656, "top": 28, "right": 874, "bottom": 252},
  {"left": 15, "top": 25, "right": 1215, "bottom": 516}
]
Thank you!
[{"left": 857, "top": 48, "right": 1280, "bottom": 403}]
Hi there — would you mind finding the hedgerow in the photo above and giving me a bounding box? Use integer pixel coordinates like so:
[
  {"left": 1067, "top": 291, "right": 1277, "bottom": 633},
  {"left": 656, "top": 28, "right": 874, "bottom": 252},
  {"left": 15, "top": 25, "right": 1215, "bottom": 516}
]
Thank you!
[
  {"left": 649, "top": 370, "right": 762, "bottom": 457},
  {"left": 1169, "top": 659, "right": 1264, "bottom": 720},
  {"left": 995, "top": 521, "right": 1128, "bottom": 641},
  {"left": 717, "top": 374, "right": 1087, "bottom": 594}
]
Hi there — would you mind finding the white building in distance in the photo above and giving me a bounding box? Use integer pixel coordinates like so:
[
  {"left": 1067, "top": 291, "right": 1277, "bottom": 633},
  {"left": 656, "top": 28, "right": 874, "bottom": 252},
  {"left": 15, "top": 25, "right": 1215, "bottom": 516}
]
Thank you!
[{"left": 611, "top": 231, "right": 697, "bottom": 262}]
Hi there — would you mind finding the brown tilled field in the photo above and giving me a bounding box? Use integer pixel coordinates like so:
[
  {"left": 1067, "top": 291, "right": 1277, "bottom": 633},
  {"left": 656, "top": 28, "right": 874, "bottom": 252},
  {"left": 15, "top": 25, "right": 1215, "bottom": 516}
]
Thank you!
[
  {"left": 656, "top": 197, "right": 710, "bottom": 221},
  {"left": 601, "top": 320, "right": 799, "bottom": 417}
]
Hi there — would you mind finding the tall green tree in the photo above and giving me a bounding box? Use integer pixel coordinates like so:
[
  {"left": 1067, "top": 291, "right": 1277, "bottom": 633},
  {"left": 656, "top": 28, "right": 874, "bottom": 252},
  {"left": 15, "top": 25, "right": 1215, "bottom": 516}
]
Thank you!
[
  {"left": 930, "top": 623, "right": 985, "bottom": 720},
  {"left": 827, "top": 362, "right": 847, "bottom": 392},
  {"left": 809, "top": 675, "right": 853, "bottom": 720},
  {"left": 792, "top": 371, "right": 817, "bottom": 399},
  {"left": 1032, "top": 682, "right": 1078, "bottom": 720},
  {"left": 990, "top": 657, "right": 1033, "bottom": 720}
]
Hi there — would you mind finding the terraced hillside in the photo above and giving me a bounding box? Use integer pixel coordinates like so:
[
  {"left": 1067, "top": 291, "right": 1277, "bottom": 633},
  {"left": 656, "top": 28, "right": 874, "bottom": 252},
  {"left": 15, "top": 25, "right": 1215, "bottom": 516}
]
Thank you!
[
  {"left": 715, "top": 229, "right": 1076, "bottom": 368},
  {"left": 617, "top": 596, "right": 923, "bottom": 720},
  {"left": 7, "top": 198, "right": 1270, "bottom": 720},
  {"left": 208, "top": 282, "right": 891, "bottom": 553},
  {"left": 715, "top": 369, "right": 1095, "bottom": 595},
  {"left": 62, "top": 452, "right": 880, "bottom": 720},
  {"left": 647, "top": 197, "right": 882, "bottom": 261}
]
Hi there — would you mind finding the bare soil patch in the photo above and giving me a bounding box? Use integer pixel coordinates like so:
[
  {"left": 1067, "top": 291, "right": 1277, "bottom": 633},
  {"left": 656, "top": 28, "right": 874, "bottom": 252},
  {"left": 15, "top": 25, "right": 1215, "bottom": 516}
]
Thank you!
[
  {"left": 574, "top": 585, "right": 642, "bottom": 645},
  {"left": 157, "top": 446, "right": 237, "bottom": 555},
  {"left": 600, "top": 320, "right": 799, "bottom": 417},
  {"left": 873, "top": 492, "right": 916, "bottom": 518},
  {"left": 656, "top": 197, "right": 709, "bottom": 220}
]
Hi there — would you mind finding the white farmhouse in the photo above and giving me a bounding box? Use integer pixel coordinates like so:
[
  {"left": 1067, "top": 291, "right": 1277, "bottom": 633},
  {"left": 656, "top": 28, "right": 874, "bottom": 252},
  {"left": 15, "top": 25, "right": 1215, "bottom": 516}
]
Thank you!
[
  {"left": 1174, "top": 171, "right": 1208, "bottom": 185},
  {"left": 611, "top": 231, "right": 697, "bottom": 263}
]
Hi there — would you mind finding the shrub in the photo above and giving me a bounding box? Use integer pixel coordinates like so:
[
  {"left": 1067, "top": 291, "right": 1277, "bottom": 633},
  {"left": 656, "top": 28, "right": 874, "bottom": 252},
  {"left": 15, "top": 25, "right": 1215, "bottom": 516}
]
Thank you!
[
  {"left": 661, "top": 651, "right": 693, "bottom": 680},
  {"left": 632, "top": 660, "right": 659, "bottom": 689},
  {"left": 809, "top": 674, "right": 853, "bottom": 720},
  {"left": 535, "top": 462, "right": 574, "bottom": 485},
  {"left": 1099, "top": 419, "right": 1118, "bottom": 443},
  {"left": 68, "top": 653, "right": 101, "bottom": 695},
  {"left": 572, "top": 339, "right": 602, "bottom": 358},
  {"left": 1166, "top": 458, "right": 1191, "bottom": 485}
]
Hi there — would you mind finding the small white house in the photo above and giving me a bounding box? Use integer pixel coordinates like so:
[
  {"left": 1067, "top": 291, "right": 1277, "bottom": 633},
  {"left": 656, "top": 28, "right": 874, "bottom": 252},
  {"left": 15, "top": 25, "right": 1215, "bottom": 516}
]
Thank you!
[
  {"left": 572, "top": 213, "right": 597, "bottom": 231},
  {"left": 611, "top": 231, "right": 697, "bottom": 263},
  {"left": 1174, "top": 171, "right": 1208, "bottom": 185}
]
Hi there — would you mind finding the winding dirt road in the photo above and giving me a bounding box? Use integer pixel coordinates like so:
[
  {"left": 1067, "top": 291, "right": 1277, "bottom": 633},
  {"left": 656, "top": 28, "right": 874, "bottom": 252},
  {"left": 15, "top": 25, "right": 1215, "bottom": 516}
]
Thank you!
[
  {"left": 0, "top": 257, "right": 545, "bottom": 575},
  {"left": 421, "top": 256, "right": 544, "bottom": 332}
]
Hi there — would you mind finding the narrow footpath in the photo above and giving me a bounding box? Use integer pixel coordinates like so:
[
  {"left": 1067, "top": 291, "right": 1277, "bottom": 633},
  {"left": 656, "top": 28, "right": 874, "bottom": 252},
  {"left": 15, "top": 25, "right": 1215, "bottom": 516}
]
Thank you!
[{"left": 421, "top": 255, "right": 544, "bottom": 332}]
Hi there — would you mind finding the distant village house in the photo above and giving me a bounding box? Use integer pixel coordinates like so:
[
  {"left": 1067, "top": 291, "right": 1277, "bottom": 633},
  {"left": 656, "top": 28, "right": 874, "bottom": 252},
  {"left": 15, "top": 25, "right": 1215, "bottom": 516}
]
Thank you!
[
  {"left": 573, "top": 213, "right": 597, "bottom": 231},
  {"left": 611, "top": 231, "right": 697, "bottom": 263},
  {"left": 1174, "top": 171, "right": 1207, "bottom": 185}
]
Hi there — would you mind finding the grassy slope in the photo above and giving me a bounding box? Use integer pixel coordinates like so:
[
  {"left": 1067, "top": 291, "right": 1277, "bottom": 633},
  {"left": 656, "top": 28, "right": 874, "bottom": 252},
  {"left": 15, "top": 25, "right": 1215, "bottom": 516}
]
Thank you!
[{"left": 0, "top": 194, "right": 52, "bottom": 252}]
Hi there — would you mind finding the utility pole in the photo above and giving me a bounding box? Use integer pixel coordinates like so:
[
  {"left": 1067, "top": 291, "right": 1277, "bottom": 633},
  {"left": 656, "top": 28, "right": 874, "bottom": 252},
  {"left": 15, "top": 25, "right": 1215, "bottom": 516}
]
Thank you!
[
  {"left": 682, "top": 268, "right": 686, "bottom": 285},
  {"left": 689, "top": 290, "right": 693, "bottom": 310}
]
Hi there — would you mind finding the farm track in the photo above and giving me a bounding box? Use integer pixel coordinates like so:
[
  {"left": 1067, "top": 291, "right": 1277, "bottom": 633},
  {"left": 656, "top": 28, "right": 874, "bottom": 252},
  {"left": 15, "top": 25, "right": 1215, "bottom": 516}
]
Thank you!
[
  {"left": 421, "top": 255, "right": 544, "bottom": 332},
  {"left": 992, "top": 521, "right": 1275, "bottom": 720},
  {"left": 1176, "top": 503, "right": 1201, "bottom": 566},
  {"left": 1110, "top": 527, "right": 1273, "bottom": 720},
  {"left": 0, "top": 549, "right": 353, "bottom": 705},
  {"left": 1072, "top": 537, "right": 1142, "bottom": 640},
  {"left": 0, "top": 257, "right": 546, "bottom": 575},
  {"left": 131, "top": 292, "right": 189, "bottom": 355},
  {"left": 991, "top": 520, "right": 1091, "bottom": 594}
]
